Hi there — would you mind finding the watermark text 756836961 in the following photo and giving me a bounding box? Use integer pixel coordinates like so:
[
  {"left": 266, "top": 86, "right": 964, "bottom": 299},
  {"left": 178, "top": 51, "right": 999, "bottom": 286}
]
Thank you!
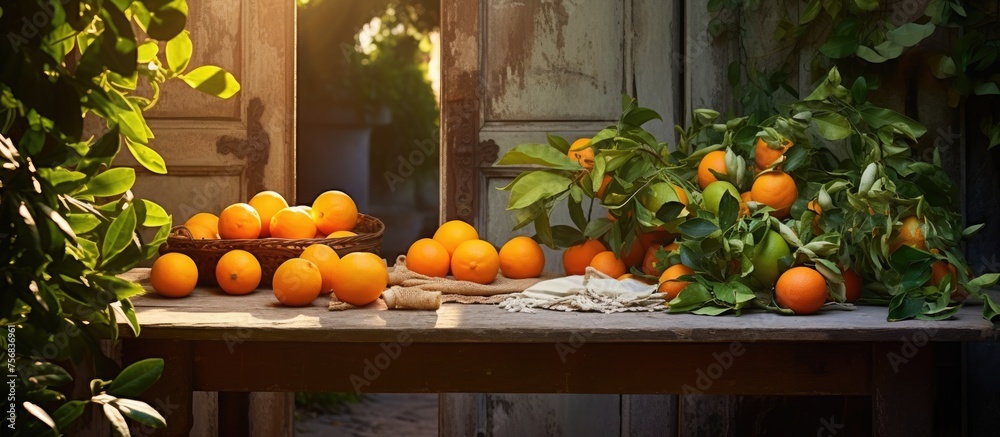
[{"left": 6, "top": 325, "right": 16, "bottom": 430}]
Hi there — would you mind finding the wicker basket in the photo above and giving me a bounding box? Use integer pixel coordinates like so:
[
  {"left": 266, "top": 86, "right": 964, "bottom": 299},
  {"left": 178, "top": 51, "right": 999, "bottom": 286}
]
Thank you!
[{"left": 159, "top": 214, "right": 384, "bottom": 287}]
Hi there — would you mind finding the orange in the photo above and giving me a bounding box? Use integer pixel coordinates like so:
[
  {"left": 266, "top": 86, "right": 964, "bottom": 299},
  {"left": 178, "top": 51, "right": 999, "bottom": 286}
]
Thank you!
[
  {"left": 311, "top": 190, "right": 359, "bottom": 234},
  {"left": 562, "top": 239, "right": 606, "bottom": 275},
  {"left": 406, "top": 238, "right": 451, "bottom": 278},
  {"left": 775, "top": 266, "right": 827, "bottom": 314},
  {"left": 300, "top": 244, "right": 340, "bottom": 295},
  {"left": 451, "top": 240, "right": 500, "bottom": 284},
  {"left": 269, "top": 207, "right": 317, "bottom": 239},
  {"left": 433, "top": 220, "right": 480, "bottom": 256},
  {"left": 328, "top": 231, "right": 357, "bottom": 238},
  {"left": 185, "top": 212, "right": 219, "bottom": 236},
  {"left": 149, "top": 253, "right": 198, "bottom": 298},
  {"left": 888, "top": 215, "right": 926, "bottom": 253},
  {"left": 637, "top": 230, "right": 674, "bottom": 250},
  {"left": 750, "top": 171, "right": 797, "bottom": 219},
  {"left": 807, "top": 199, "right": 823, "bottom": 235},
  {"left": 589, "top": 251, "right": 627, "bottom": 278},
  {"left": 331, "top": 252, "right": 388, "bottom": 305},
  {"left": 658, "top": 264, "right": 694, "bottom": 300},
  {"left": 215, "top": 250, "right": 261, "bottom": 295},
  {"left": 249, "top": 191, "right": 289, "bottom": 238},
  {"left": 754, "top": 137, "right": 793, "bottom": 170},
  {"left": 218, "top": 203, "right": 262, "bottom": 240},
  {"left": 697, "top": 150, "right": 728, "bottom": 189},
  {"left": 185, "top": 223, "right": 218, "bottom": 240},
  {"left": 842, "top": 267, "right": 862, "bottom": 303},
  {"left": 568, "top": 138, "right": 594, "bottom": 170},
  {"left": 929, "top": 260, "right": 957, "bottom": 290},
  {"left": 642, "top": 245, "right": 663, "bottom": 276},
  {"left": 620, "top": 241, "right": 645, "bottom": 269},
  {"left": 499, "top": 236, "right": 545, "bottom": 279},
  {"left": 272, "top": 258, "right": 323, "bottom": 306},
  {"left": 596, "top": 175, "right": 612, "bottom": 198},
  {"left": 739, "top": 192, "right": 753, "bottom": 217}
]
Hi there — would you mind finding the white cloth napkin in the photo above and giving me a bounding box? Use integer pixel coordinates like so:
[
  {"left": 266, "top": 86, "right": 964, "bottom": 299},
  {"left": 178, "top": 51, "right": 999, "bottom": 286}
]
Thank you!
[{"left": 498, "top": 267, "right": 666, "bottom": 313}]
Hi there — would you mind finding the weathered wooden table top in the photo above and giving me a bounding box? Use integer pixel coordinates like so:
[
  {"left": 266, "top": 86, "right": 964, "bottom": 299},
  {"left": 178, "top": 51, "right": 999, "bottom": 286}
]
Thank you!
[{"left": 120, "top": 269, "right": 999, "bottom": 343}]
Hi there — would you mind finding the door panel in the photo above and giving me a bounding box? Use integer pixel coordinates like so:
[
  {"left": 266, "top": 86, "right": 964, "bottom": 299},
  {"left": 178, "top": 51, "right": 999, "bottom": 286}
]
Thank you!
[
  {"left": 441, "top": 0, "right": 678, "bottom": 434},
  {"left": 122, "top": 0, "right": 296, "bottom": 218}
]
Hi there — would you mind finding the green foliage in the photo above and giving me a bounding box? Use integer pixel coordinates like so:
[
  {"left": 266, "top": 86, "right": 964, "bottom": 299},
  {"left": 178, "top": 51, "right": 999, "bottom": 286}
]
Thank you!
[
  {"left": 1, "top": 1, "right": 238, "bottom": 434},
  {"left": 708, "top": 0, "right": 1000, "bottom": 146},
  {"left": 497, "top": 67, "right": 1000, "bottom": 322}
]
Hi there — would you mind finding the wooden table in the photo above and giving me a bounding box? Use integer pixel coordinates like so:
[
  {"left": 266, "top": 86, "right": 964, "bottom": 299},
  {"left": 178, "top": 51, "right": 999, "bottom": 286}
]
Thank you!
[{"left": 118, "top": 270, "right": 998, "bottom": 436}]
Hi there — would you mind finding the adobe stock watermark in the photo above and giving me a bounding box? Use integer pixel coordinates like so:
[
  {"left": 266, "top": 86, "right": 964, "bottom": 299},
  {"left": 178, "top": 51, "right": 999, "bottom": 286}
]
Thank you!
[
  {"left": 555, "top": 329, "right": 595, "bottom": 364},
  {"left": 886, "top": 327, "right": 939, "bottom": 373},
  {"left": 5, "top": 325, "right": 15, "bottom": 431},
  {"left": 6, "top": 0, "right": 72, "bottom": 53},
  {"left": 383, "top": 132, "right": 439, "bottom": 193},
  {"left": 349, "top": 332, "right": 412, "bottom": 394},
  {"left": 681, "top": 341, "right": 746, "bottom": 396},
  {"left": 816, "top": 415, "right": 845, "bottom": 437}
]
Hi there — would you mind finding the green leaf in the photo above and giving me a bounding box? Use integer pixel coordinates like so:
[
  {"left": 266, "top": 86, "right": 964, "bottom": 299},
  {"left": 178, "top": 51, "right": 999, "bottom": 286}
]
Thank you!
[
  {"left": 137, "top": 41, "right": 159, "bottom": 63},
  {"left": 502, "top": 171, "right": 572, "bottom": 210},
  {"left": 103, "top": 403, "right": 129, "bottom": 437},
  {"left": 812, "top": 112, "right": 852, "bottom": 140},
  {"left": 860, "top": 107, "right": 927, "bottom": 137},
  {"left": 819, "top": 35, "right": 859, "bottom": 59},
  {"left": 718, "top": 191, "right": 739, "bottom": 230},
  {"left": 983, "top": 295, "right": 1000, "bottom": 323},
  {"left": 679, "top": 218, "right": 720, "bottom": 238},
  {"left": 969, "top": 273, "right": 1000, "bottom": 291},
  {"left": 533, "top": 208, "right": 554, "bottom": 248},
  {"left": 974, "top": 82, "right": 1000, "bottom": 96},
  {"left": 584, "top": 218, "right": 614, "bottom": 239},
  {"left": 962, "top": 223, "right": 984, "bottom": 237},
  {"left": 67, "top": 213, "right": 102, "bottom": 234},
  {"left": 800, "top": 0, "right": 821, "bottom": 24},
  {"left": 668, "top": 283, "right": 713, "bottom": 312},
  {"left": 138, "top": 199, "right": 171, "bottom": 227},
  {"left": 887, "top": 292, "right": 924, "bottom": 321},
  {"left": 102, "top": 207, "right": 137, "bottom": 262},
  {"left": 887, "top": 22, "right": 935, "bottom": 47},
  {"left": 108, "top": 358, "right": 164, "bottom": 398},
  {"left": 496, "top": 144, "right": 581, "bottom": 170},
  {"left": 181, "top": 65, "right": 241, "bottom": 99},
  {"left": 28, "top": 362, "right": 73, "bottom": 386},
  {"left": 853, "top": 0, "right": 878, "bottom": 11},
  {"left": 112, "top": 399, "right": 167, "bottom": 428},
  {"left": 551, "top": 225, "right": 585, "bottom": 248},
  {"left": 120, "top": 298, "right": 141, "bottom": 337},
  {"left": 850, "top": 76, "right": 868, "bottom": 103},
  {"left": 929, "top": 55, "right": 957, "bottom": 79},
  {"left": 166, "top": 30, "right": 193, "bottom": 74},
  {"left": 855, "top": 46, "right": 888, "bottom": 63},
  {"left": 93, "top": 274, "right": 146, "bottom": 301},
  {"left": 623, "top": 108, "right": 662, "bottom": 127},
  {"left": 81, "top": 168, "right": 135, "bottom": 197},
  {"left": 52, "top": 400, "right": 87, "bottom": 431},
  {"left": 126, "top": 139, "right": 167, "bottom": 174},
  {"left": 546, "top": 133, "right": 571, "bottom": 154},
  {"left": 692, "top": 305, "right": 732, "bottom": 316},
  {"left": 142, "top": 0, "right": 189, "bottom": 41},
  {"left": 23, "top": 401, "right": 57, "bottom": 430}
]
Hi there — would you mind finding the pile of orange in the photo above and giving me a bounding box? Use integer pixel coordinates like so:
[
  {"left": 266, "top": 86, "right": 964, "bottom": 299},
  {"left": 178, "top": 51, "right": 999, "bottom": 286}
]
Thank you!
[
  {"left": 152, "top": 189, "right": 388, "bottom": 307},
  {"left": 180, "top": 190, "right": 360, "bottom": 241},
  {"left": 404, "top": 221, "right": 547, "bottom": 284}
]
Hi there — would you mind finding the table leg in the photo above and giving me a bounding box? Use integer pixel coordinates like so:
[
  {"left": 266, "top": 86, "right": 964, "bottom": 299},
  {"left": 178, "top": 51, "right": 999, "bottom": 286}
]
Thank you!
[
  {"left": 121, "top": 339, "right": 194, "bottom": 437},
  {"left": 218, "top": 392, "right": 251, "bottom": 437},
  {"left": 872, "top": 341, "right": 933, "bottom": 436}
]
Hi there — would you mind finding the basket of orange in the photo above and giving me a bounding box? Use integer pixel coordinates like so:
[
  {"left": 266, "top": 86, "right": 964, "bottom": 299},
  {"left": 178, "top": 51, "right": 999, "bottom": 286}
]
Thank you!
[{"left": 159, "top": 190, "right": 384, "bottom": 287}]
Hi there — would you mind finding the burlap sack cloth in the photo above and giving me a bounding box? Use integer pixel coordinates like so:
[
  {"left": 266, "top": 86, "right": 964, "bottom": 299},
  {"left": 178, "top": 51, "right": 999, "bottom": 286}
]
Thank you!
[{"left": 328, "top": 255, "right": 557, "bottom": 311}]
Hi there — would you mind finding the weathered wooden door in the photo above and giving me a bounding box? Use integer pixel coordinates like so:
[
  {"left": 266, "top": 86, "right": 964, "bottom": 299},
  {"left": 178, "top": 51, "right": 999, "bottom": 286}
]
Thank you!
[
  {"left": 440, "top": 0, "right": 681, "bottom": 434},
  {"left": 119, "top": 1, "right": 296, "bottom": 436},
  {"left": 122, "top": 0, "right": 296, "bottom": 219}
]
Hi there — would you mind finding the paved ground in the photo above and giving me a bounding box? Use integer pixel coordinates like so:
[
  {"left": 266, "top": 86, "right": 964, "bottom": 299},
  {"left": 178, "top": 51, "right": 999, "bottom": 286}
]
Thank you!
[{"left": 295, "top": 394, "right": 438, "bottom": 437}]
